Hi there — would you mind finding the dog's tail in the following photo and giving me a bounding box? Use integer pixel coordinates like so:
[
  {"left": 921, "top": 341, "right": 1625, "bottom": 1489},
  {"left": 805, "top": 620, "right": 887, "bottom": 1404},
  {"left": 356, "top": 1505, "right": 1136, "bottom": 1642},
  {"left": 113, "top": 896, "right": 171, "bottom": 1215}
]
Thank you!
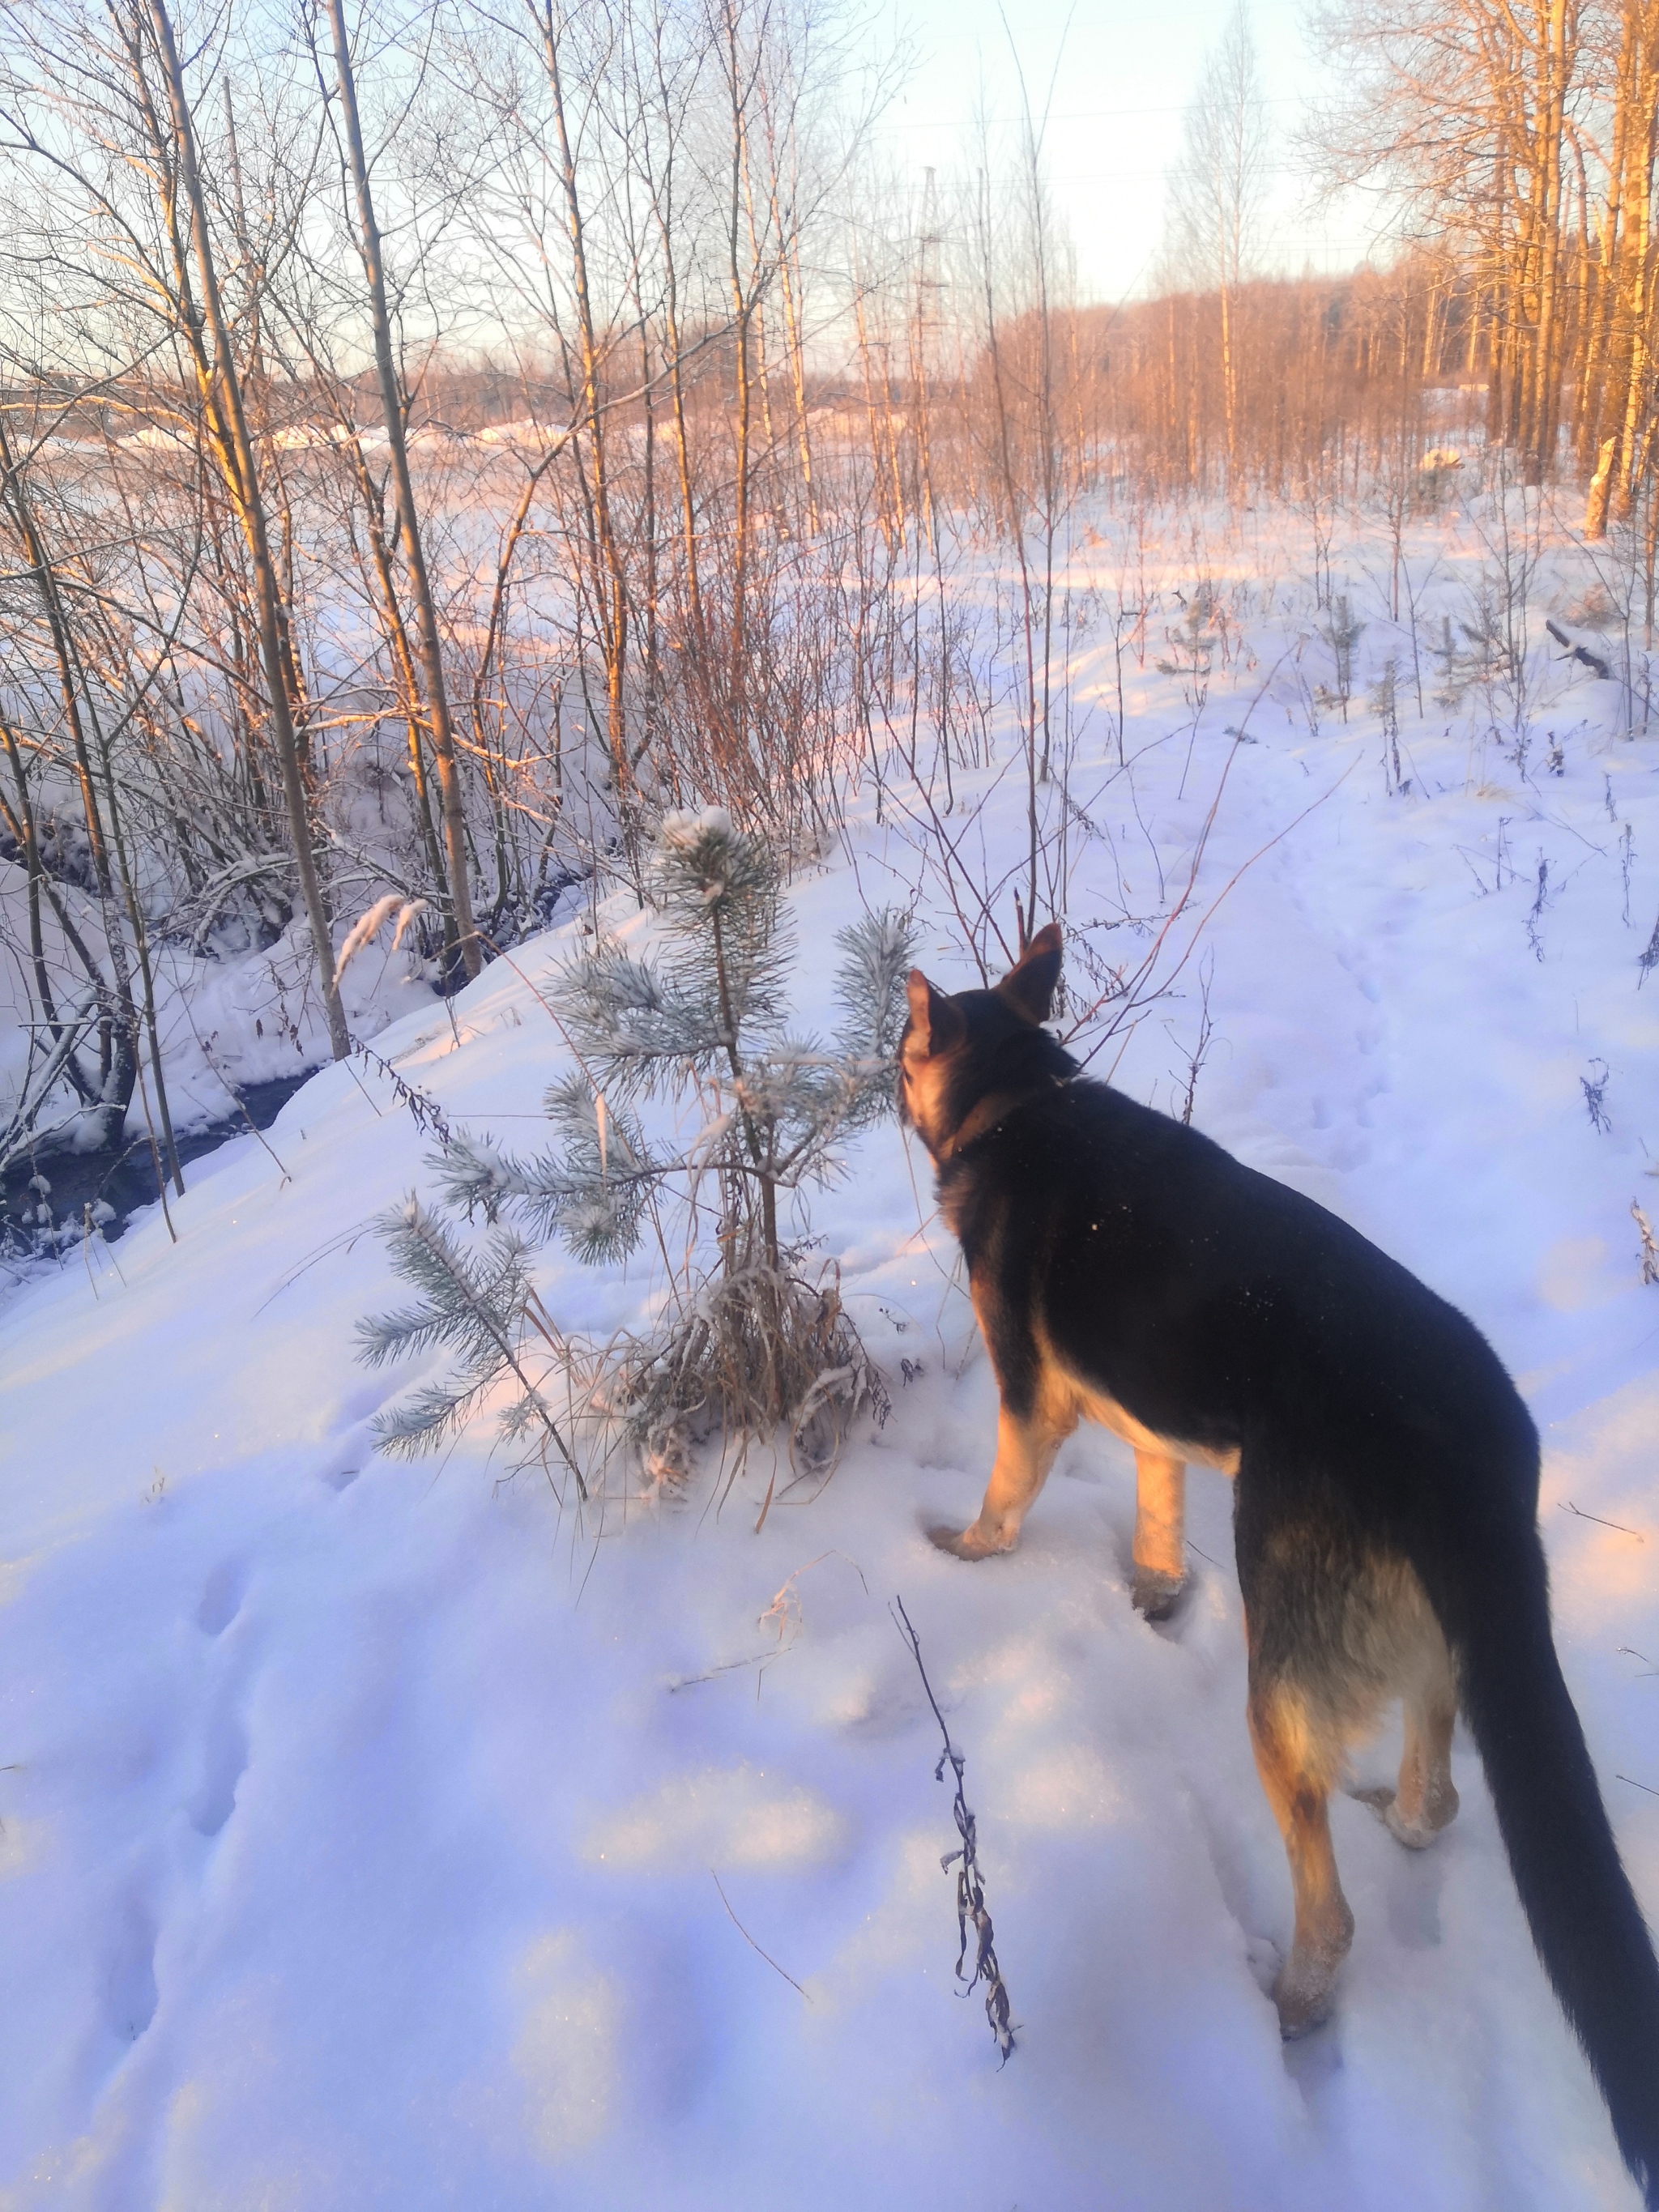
[{"left": 1454, "top": 1541, "right": 1659, "bottom": 2206}]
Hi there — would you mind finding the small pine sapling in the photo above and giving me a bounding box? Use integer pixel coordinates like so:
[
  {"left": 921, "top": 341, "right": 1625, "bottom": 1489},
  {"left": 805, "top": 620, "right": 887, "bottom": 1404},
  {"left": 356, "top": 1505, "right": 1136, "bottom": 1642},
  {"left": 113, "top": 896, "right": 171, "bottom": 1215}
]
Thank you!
[
  {"left": 1155, "top": 585, "right": 1222, "bottom": 683},
  {"left": 1434, "top": 610, "right": 1508, "bottom": 710},
  {"left": 453, "top": 812, "right": 915, "bottom": 1276},
  {"left": 1316, "top": 594, "right": 1365, "bottom": 723},
  {"left": 363, "top": 810, "right": 918, "bottom": 1505},
  {"left": 549, "top": 812, "right": 916, "bottom": 1494}
]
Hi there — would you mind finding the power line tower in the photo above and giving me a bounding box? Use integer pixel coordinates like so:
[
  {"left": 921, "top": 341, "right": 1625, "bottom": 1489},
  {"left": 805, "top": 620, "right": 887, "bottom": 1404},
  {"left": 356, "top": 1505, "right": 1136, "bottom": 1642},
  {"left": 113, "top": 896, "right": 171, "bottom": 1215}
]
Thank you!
[{"left": 915, "top": 166, "right": 946, "bottom": 371}]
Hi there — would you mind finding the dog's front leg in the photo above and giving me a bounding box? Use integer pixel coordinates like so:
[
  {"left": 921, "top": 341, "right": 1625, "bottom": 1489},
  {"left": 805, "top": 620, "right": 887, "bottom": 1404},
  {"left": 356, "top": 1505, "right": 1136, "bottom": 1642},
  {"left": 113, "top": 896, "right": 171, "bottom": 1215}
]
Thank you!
[
  {"left": 1132, "top": 1450, "right": 1190, "bottom": 1618},
  {"left": 931, "top": 1401, "right": 1073, "bottom": 1559}
]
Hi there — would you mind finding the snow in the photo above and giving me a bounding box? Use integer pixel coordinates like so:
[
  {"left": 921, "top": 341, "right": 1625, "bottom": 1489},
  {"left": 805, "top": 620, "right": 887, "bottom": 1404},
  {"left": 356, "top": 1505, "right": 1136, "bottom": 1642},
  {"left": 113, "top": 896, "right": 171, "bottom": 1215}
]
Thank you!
[
  {"left": 3, "top": 498, "right": 1658, "bottom": 2208},
  {"left": 0, "top": 878, "right": 441, "bottom": 1165}
]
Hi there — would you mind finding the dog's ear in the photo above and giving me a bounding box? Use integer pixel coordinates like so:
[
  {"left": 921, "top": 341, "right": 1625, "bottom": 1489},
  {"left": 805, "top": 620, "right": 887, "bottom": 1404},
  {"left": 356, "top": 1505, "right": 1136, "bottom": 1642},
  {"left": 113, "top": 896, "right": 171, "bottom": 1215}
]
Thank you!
[
  {"left": 905, "top": 969, "right": 966, "bottom": 1056},
  {"left": 997, "top": 922, "right": 1063, "bottom": 1024}
]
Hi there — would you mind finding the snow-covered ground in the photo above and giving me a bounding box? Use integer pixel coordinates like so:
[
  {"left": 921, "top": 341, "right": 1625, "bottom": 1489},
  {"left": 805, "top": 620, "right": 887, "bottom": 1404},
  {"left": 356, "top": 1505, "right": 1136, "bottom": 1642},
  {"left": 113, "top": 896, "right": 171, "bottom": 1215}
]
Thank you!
[{"left": 3, "top": 498, "right": 1658, "bottom": 2209}]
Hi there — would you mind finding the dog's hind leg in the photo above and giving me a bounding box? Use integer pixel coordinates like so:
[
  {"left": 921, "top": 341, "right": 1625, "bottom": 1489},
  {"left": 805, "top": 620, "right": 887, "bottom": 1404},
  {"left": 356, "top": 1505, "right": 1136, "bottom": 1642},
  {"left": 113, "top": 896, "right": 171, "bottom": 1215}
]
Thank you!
[
  {"left": 1374, "top": 1629, "right": 1461, "bottom": 1848},
  {"left": 1247, "top": 1672, "right": 1354, "bottom": 2038},
  {"left": 1348, "top": 1578, "right": 1461, "bottom": 1848},
  {"left": 931, "top": 1400, "right": 1074, "bottom": 1560},
  {"left": 1132, "top": 1450, "right": 1189, "bottom": 1618}
]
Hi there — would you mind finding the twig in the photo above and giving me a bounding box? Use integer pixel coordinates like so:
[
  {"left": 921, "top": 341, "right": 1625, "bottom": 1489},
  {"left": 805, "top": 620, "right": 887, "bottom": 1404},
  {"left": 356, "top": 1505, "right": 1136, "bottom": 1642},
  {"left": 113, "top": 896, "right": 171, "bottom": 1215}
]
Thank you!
[
  {"left": 1560, "top": 1500, "right": 1643, "bottom": 1540},
  {"left": 667, "top": 1652, "right": 774, "bottom": 1691},
  {"left": 355, "top": 1043, "right": 454, "bottom": 1150},
  {"left": 178, "top": 1004, "right": 292, "bottom": 1183},
  {"left": 252, "top": 1219, "right": 381, "bottom": 1315},
  {"left": 710, "top": 1870, "right": 810, "bottom": 1999},
  {"left": 891, "top": 1594, "right": 1016, "bottom": 2061}
]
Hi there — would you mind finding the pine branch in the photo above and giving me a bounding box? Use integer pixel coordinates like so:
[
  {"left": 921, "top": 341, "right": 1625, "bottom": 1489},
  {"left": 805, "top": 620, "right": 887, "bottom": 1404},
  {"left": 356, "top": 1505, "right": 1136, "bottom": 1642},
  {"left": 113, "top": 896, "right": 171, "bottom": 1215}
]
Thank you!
[{"left": 359, "top": 1199, "right": 586, "bottom": 1494}]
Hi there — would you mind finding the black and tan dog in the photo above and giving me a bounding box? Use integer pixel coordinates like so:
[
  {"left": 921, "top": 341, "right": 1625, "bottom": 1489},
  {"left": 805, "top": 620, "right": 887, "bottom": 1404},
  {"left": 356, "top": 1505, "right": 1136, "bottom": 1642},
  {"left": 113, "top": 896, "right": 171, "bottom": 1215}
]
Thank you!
[{"left": 901, "top": 921, "right": 1659, "bottom": 2202}]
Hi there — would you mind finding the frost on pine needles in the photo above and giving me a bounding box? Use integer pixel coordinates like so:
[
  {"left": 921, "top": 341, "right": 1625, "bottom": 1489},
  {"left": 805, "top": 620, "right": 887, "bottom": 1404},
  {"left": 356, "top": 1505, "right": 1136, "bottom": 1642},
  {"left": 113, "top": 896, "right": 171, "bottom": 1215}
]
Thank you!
[
  {"left": 357, "top": 1197, "right": 584, "bottom": 1494},
  {"left": 437, "top": 1076, "right": 656, "bottom": 1264}
]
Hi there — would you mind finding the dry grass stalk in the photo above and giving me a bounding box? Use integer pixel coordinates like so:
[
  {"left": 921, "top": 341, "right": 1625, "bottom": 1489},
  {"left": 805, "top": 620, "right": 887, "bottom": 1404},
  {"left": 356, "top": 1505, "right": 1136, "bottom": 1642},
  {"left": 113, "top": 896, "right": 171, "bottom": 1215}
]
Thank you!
[{"left": 891, "top": 1595, "right": 1017, "bottom": 2063}]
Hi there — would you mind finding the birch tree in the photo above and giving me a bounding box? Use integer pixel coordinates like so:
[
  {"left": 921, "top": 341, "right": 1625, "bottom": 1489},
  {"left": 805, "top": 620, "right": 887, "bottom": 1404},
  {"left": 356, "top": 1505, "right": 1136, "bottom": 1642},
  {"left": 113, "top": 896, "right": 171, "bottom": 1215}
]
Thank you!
[{"left": 1164, "top": 1, "right": 1268, "bottom": 483}]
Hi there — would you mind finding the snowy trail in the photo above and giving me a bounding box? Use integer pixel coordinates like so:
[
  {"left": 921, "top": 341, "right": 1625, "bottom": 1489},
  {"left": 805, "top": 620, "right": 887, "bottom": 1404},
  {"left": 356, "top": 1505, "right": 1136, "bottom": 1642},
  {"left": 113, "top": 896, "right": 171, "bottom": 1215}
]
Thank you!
[{"left": 3, "top": 519, "right": 1658, "bottom": 2209}]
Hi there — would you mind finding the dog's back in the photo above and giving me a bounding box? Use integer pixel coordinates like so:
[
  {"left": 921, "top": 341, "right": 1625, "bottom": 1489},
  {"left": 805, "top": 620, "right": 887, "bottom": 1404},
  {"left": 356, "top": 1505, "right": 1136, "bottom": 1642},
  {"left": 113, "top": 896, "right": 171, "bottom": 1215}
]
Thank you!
[{"left": 906, "top": 933, "right": 1659, "bottom": 2203}]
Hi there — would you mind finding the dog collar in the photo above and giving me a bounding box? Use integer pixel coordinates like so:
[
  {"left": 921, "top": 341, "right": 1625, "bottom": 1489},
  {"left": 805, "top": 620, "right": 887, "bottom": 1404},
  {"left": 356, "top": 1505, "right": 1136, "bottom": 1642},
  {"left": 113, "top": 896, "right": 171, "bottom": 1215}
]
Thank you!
[{"left": 939, "top": 1076, "right": 1070, "bottom": 1161}]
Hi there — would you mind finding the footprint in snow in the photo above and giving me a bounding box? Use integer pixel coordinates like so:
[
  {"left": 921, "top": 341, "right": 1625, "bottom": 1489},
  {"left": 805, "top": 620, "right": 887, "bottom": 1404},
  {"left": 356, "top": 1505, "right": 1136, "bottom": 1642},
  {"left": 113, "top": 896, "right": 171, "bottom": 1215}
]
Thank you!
[
  {"left": 1282, "top": 2011, "right": 1346, "bottom": 2103},
  {"left": 187, "top": 1706, "right": 249, "bottom": 1839},
  {"left": 194, "top": 1560, "right": 245, "bottom": 1638},
  {"left": 100, "top": 1890, "right": 160, "bottom": 2047}
]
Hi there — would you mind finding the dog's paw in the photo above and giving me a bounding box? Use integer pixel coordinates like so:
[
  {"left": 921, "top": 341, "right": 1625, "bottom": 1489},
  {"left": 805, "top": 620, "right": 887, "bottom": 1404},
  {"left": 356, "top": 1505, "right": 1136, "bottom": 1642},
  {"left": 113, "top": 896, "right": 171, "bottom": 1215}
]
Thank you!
[
  {"left": 1351, "top": 1781, "right": 1456, "bottom": 1851},
  {"left": 1131, "top": 1564, "right": 1190, "bottom": 1621},
  {"left": 927, "top": 1523, "right": 1009, "bottom": 1561},
  {"left": 1273, "top": 1959, "right": 1338, "bottom": 2040}
]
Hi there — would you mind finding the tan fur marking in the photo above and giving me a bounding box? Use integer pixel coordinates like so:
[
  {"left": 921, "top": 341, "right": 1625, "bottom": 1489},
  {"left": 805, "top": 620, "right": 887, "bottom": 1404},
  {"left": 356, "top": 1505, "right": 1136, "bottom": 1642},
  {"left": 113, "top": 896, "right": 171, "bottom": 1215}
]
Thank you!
[
  {"left": 1391, "top": 1685, "right": 1460, "bottom": 1845},
  {"left": 1132, "top": 1450, "right": 1187, "bottom": 1583},
  {"left": 898, "top": 1032, "right": 957, "bottom": 1164},
  {"left": 932, "top": 1276, "right": 1078, "bottom": 1557},
  {"left": 933, "top": 1400, "right": 1077, "bottom": 1558},
  {"left": 1130, "top": 1449, "right": 1189, "bottom": 1617},
  {"left": 1345, "top": 1564, "right": 1461, "bottom": 1847},
  {"left": 1247, "top": 1681, "right": 1354, "bottom": 2036},
  {"left": 1249, "top": 1553, "right": 1461, "bottom": 2030},
  {"left": 1032, "top": 1317, "right": 1242, "bottom": 1478},
  {"left": 942, "top": 1303, "right": 1242, "bottom": 1564},
  {"left": 1073, "top": 1377, "right": 1242, "bottom": 1478}
]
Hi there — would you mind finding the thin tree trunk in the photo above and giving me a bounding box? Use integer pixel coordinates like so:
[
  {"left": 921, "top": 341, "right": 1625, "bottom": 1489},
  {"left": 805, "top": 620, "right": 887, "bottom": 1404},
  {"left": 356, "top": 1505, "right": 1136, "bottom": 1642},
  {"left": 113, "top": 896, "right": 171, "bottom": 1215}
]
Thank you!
[
  {"left": 322, "top": 0, "right": 482, "bottom": 979},
  {"left": 147, "top": 0, "right": 349, "bottom": 1059}
]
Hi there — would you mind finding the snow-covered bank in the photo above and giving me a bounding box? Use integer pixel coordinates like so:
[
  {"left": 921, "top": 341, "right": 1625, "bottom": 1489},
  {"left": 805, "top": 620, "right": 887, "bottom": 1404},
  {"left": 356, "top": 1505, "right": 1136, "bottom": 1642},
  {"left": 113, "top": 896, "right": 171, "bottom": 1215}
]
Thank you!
[{"left": 2, "top": 506, "right": 1658, "bottom": 2209}]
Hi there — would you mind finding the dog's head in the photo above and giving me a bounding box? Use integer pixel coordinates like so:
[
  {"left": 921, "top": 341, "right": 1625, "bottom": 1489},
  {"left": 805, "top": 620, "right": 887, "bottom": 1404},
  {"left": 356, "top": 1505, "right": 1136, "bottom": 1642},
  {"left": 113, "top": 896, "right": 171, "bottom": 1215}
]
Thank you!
[{"left": 898, "top": 923, "right": 1064, "bottom": 1160}]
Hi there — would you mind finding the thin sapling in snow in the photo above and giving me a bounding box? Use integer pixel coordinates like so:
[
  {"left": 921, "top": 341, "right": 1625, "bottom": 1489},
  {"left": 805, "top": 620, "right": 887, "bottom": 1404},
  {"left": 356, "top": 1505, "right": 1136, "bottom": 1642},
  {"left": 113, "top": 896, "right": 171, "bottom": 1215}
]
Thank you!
[
  {"left": 1316, "top": 593, "right": 1365, "bottom": 723},
  {"left": 364, "top": 810, "right": 917, "bottom": 1503},
  {"left": 1371, "top": 658, "right": 1404, "bottom": 791}
]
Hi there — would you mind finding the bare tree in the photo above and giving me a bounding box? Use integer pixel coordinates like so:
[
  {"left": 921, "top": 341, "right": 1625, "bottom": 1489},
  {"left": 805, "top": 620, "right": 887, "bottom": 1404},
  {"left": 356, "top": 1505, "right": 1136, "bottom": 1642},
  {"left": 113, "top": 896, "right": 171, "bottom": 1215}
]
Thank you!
[
  {"left": 312, "top": 0, "right": 484, "bottom": 978},
  {"left": 1164, "top": 0, "right": 1268, "bottom": 483}
]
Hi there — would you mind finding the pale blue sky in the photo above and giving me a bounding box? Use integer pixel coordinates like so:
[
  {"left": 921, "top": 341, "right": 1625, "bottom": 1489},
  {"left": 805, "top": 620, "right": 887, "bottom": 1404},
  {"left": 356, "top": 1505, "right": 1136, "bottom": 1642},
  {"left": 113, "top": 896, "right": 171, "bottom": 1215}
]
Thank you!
[{"left": 867, "top": 0, "right": 1378, "bottom": 301}]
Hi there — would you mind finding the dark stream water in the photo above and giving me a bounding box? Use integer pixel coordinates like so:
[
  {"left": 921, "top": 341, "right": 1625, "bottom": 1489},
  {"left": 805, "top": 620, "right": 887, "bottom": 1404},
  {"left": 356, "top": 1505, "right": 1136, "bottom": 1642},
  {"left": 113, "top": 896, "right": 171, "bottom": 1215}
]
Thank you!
[{"left": 3, "top": 1072, "right": 314, "bottom": 1247}]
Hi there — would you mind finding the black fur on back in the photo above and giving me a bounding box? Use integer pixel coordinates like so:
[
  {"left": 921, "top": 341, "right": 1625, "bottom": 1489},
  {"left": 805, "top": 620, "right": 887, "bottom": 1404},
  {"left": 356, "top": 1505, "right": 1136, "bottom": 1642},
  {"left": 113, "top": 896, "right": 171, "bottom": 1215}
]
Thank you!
[{"left": 919, "top": 991, "right": 1659, "bottom": 2204}]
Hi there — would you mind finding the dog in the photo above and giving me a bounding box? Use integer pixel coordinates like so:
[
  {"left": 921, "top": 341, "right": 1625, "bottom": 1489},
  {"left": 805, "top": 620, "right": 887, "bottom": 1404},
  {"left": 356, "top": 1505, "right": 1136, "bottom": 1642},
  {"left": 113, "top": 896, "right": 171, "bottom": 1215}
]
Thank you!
[{"left": 900, "top": 921, "right": 1659, "bottom": 2203}]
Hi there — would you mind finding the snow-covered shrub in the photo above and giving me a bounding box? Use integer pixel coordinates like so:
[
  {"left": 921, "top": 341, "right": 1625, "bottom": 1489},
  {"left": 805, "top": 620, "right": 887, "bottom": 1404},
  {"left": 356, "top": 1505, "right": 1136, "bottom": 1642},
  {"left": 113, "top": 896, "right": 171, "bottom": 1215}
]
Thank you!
[{"left": 1, "top": 1167, "right": 117, "bottom": 1268}]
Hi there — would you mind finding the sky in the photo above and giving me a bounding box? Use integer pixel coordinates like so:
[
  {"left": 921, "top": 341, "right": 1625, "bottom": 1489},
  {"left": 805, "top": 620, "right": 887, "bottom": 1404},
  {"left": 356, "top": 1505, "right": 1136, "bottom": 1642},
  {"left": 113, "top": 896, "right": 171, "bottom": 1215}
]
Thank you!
[{"left": 866, "top": 0, "right": 1381, "bottom": 305}]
